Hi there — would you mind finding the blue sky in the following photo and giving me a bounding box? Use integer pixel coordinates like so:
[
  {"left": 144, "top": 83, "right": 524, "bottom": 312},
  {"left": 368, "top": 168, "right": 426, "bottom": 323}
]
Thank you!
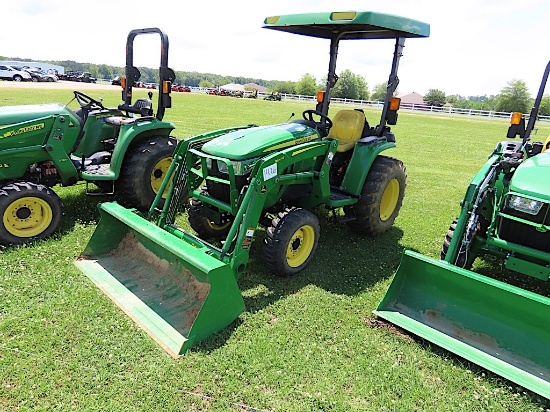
[{"left": 3, "top": 0, "right": 550, "bottom": 97}]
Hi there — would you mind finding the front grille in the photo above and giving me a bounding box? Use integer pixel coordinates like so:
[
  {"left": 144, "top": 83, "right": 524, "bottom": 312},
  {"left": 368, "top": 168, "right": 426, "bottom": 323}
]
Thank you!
[
  {"left": 498, "top": 217, "right": 550, "bottom": 253},
  {"left": 205, "top": 164, "right": 248, "bottom": 203}
]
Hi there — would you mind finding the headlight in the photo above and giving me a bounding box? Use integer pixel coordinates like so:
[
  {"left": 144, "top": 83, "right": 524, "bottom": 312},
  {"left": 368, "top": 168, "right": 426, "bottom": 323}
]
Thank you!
[
  {"left": 216, "top": 159, "right": 255, "bottom": 175},
  {"left": 217, "top": 160, "right": 229, "bottom": 174},
  {"left": 507, "top": 195, "right": 543, "bottom": 215}
]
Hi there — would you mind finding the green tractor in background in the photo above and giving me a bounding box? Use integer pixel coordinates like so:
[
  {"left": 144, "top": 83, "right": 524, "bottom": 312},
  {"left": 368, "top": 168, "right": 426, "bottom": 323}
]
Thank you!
[
  {"left": 375, "top": 61, "right": 550, "bottom": 398},
  {"left": 75, "top": 11, "right": 430, "bottom": 357},
  {"left": 0, "top": 28, "right": 177, "bottom": 245}
]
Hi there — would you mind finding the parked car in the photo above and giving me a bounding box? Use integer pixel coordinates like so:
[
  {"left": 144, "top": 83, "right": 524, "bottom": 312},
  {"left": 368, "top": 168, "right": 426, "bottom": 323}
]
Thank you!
[
  {"left": 111, "top": 76, "right": 121, "bottom": 85},
  {"left": 0, "top": 65, "right": 32, "bottom": 82},
  {"left": 36, "top": 70, "right": 58, "bottom": 82},
  {"left": 23, "top": 68, "right": 57, "bottom": 82},
  {"left": 12, "top": 67, "right": 41, "bottom": 82},
  {"left": 77, "top": 72, "right": 96, "bottom": 83}
]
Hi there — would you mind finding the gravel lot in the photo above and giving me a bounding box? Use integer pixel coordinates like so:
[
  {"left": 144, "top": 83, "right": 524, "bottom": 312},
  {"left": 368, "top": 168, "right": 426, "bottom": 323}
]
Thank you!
[{"left": 0, "top": 80, "right": 118, "bottom": 91}]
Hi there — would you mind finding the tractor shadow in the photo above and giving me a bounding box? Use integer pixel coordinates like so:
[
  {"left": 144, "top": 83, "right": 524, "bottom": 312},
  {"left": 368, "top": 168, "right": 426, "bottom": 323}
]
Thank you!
[
  {"left": 57, "top": 184, "right": 130, "bottom": 234},
  {"left": 195, "top": 212, "right": 406, "bottom": 352},
  {"left": 242, "top": 214, "right": 405, "bottom": 305}
]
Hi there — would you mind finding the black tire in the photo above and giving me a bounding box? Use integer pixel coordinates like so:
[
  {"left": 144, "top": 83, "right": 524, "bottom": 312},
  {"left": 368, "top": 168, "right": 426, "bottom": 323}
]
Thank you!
[
  {"left": 118, "top": 135, "right": 177, "bottom": 211},
  {"left": 263, "top": 207, "right": 320, "bottom": 277},
  {"left": 0, "top": 182, "right": 63, "bottom": 245},
  {"left": 441, "top": 216, "right": 487, "bottom": 269},
  {"left": 188, "top": 195, "right": 232, "bottom": 240},
  {"left": 344, "top": 156, "right": 406, "bottom": 236},
  {"left": 441, "top": 219, "right": 470, "bottom": 268},
  {"left": 13, "top": 75, "right": 22, "bottom": 82}
]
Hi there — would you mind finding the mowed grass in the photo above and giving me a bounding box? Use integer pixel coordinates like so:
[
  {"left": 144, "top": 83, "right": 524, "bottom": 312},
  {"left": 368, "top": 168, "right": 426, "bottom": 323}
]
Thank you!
[{"left": 1, "top": 85, "right": 550, "bottom": 411}]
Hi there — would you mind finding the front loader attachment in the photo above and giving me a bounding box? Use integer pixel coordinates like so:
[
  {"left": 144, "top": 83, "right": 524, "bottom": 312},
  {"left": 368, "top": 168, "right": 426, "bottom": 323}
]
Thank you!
[
  {"left": 75, "top": 202, "right": 245, "bottom": 358},
  {"left": 375, "top": 250, "right": 550, "bottom": 398}
]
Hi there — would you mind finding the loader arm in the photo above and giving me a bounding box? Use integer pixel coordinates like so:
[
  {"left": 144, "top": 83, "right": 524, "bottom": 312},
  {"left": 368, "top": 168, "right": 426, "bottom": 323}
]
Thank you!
[{"left": 444, "top": 154, "right": 500, "bottom": 265}]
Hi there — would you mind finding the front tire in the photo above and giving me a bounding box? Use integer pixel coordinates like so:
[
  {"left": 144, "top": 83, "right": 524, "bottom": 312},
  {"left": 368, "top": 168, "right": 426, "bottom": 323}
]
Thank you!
[
  {"left": 188, "top": 192, "right": 232, "bottom": 240},
  {"left": 0, "top": 182, "right": 63, "bottom": 245},
  {"left": 118, "top": 135, "right": 177, "bottom": 211},
  {"left": 344, "top": 156, "right": 406, "bottom": 236},
  {"left": 263, "top": 207, "right": 320, "bottom": 277},
  {"left": 13, "top": 75, "right": 22, "bottom": 82},
  {"left": 441, "top": 216, "right": 487, "bottom": 269}
]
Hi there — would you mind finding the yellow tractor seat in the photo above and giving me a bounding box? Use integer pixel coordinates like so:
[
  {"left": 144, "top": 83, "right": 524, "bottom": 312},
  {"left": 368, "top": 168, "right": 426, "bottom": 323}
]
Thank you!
[{"left": 327, "top": 110, "right": 366, "bottom": 152}]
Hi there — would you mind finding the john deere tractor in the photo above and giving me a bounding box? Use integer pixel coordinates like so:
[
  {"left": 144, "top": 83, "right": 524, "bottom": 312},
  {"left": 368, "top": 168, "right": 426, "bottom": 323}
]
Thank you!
[
  {"left": 375, "top": 61, "right": 550, "bottom": 398},
  {"left": 0, "top": 28, "right": 177, "bottom": 245},
  {"left": 75, "top": 11, "right": 429, "bottom": 357}
]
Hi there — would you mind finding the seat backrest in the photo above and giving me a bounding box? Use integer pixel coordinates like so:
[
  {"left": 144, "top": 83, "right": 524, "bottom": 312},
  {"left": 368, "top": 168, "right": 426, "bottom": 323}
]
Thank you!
[
  {"left": 328, "top": 110, "right": 366, "bottom": 152},
  {"left": 133, "top": 98, "right": 153, "bottom": 116}
]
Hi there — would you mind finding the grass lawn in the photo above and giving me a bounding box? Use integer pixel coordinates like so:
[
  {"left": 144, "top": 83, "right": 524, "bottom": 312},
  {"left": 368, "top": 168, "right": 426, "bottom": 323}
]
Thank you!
[{"left": 1, "top": 86, "right": 550, "bottom": 411}]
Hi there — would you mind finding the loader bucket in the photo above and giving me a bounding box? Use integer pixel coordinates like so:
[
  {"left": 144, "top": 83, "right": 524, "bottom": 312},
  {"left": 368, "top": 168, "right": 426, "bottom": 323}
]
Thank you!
[
  {"left": 374, "top": 250, "right": 550, "bottom": 398},
  {"left": 74, "top": 202, "right": 245, "bottom": 358}
]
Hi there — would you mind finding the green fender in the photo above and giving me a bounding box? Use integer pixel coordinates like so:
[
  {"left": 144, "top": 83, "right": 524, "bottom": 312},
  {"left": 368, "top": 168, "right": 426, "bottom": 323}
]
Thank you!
[
  {"left": 85, "top": 118, "right": 175, "bottom": 181},
  {"left": 339, "top": 140, "right": 396, "bottom": 195}
]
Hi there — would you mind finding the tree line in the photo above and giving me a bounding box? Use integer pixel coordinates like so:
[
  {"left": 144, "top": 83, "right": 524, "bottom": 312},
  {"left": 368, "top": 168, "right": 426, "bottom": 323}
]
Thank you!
[
  {"left": 3, "top": 55, "right": 547, "bottom": 114},
  {"left": 423, "top": 80, "right": 550, "bottom": 115}
]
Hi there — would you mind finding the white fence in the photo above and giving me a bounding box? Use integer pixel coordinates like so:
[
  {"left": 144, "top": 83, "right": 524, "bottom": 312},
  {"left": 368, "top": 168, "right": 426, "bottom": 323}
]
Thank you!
[
  {"left": 257, "top": 91, "right": 550, "bottom": 123},
  {"left": 188, "top": 87, "right": 550, "bottom": 123}
]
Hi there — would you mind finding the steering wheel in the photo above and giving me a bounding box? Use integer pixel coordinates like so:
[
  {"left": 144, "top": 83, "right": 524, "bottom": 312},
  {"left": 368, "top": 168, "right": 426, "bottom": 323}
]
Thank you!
[
  {"left": 73, "top": 90, "right": 104, "bottom": 110},
  {"left": 302, "top": 109, "right": 333, "bottom": 132}
]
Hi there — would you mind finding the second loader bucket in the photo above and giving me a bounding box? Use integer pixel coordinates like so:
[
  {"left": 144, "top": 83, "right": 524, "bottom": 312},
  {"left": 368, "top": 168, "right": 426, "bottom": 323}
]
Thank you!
[
  {"left": 75, "top": 202, "right": 245, "bottom": 358},
  {"left": 375, "top": 250, "right": 550, "bottom": 399}
]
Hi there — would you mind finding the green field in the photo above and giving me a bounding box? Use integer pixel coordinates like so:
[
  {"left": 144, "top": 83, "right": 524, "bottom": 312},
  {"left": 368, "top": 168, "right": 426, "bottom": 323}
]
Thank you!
[{"left": 1, "top": 86, "right": 550, "bottom": 411}]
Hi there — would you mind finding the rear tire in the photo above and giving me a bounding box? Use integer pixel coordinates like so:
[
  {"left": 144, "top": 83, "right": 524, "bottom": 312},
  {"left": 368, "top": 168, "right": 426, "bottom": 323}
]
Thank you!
[
  {"left": 0, "top": 182, "right": 63, "bottom": 245},
  {"left": 118, "top": 135, "right": 177, "bottom": 211},
  {"left": 263, "top": 207, "right": 320, "bottom": 277},
  {"left": 344, "top": 156, "right": 406, "bottom": 236},
  {"left": 13, "top": 75, "right": 22, "bottom": 82}
]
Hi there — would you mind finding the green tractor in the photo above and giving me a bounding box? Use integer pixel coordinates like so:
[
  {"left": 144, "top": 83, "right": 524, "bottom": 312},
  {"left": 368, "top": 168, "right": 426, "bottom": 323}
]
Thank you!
[
  {"left": 75, "top": 11, "right": 430, "bottom": 357},
  {"left": 0, "top": 28, "right": 177, "bottom": 245},
  {"left": 375, "top": 61, "right": 550, "bottom": 398}
]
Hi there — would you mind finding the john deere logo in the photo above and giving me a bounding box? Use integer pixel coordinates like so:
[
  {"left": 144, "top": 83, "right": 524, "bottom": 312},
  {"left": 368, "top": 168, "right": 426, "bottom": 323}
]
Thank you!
[{"left": 1, "top": 123, "right": 45, "bottom": 139}]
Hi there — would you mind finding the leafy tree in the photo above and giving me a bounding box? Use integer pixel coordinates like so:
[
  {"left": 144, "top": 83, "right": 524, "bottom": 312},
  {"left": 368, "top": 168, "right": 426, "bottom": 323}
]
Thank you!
[
  {"left": 199, "top": 79, "right": 213, "bottom": 88},
  {"left": 539, "top": 95, "right": 550, "bottom": 116},
  {"left": 276, "top": 81, "right": 297, "bottom": 94},
  {"left": 446, "top": 95, "right": 458, "bottom": 105},
  {"left": 331, "top": 69, "right": 369, "bottom": 100},
  {"left": 494, "top": 79, "right": 531, "bottom": 113},
  {"left": 371, "top": 82, "right": 387, "bottom": 101},
  {"left": 423, "top": 89, "right": 446, "bottom": 106},
  {"left": 295, "top": 73, "right": 318, "bottom": 96},
  {"left": 97, "top": 64, "right": 114, "bottom": 80}
]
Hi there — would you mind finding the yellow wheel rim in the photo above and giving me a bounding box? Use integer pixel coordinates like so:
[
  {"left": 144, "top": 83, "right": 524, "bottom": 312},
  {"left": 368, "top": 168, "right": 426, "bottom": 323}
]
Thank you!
[
  {"left": 206, "top": 220, "right": 231, "bottom": 231},
  {"left": 286, "top": 225, "right": 315, "bottom": 268},
  {"left": 380, "top": 178, "right": 400, "bottom": 221},
  {"left": 150, "top": 157, "right": 173, "bottom": 198},
  {"left": 3, "top": 196, "right": 53, "bottom": 238}
]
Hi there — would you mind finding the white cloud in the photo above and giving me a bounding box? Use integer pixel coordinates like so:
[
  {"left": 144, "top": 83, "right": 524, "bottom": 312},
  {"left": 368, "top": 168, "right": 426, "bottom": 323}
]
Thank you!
[{"left": 2, "top": 0, "right": 550, "bottom": 96}]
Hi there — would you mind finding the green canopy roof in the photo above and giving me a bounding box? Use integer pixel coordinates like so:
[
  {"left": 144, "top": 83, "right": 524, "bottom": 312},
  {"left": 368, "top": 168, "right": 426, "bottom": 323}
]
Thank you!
[{"left": 262, "top": 11, "right": 430, "bottom": 39}]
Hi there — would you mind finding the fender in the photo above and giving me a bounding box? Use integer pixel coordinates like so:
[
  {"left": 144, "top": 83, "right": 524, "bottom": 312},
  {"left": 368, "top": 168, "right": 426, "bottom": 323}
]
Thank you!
[
  {"left": 82, "top": 118, "right": 175, "bottom": 181},
  {"left": 340, "top": 138, "right": 397, "bottom": 195}
]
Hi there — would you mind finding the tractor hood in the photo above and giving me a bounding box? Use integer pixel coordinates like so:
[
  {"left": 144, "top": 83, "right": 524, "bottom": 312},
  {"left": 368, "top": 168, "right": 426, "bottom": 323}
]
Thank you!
[
  {"left": 0, "top": 103, "right": 81, "bottom": 152},
  {"left": 0, "top": 104, "right": 72, "bottom": 127},
  {"left": 509, "top": 152, "right": 550, "bottom": 201},
  {"left": 201, "top": 122, "right": 320, "bottom": 160}
]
